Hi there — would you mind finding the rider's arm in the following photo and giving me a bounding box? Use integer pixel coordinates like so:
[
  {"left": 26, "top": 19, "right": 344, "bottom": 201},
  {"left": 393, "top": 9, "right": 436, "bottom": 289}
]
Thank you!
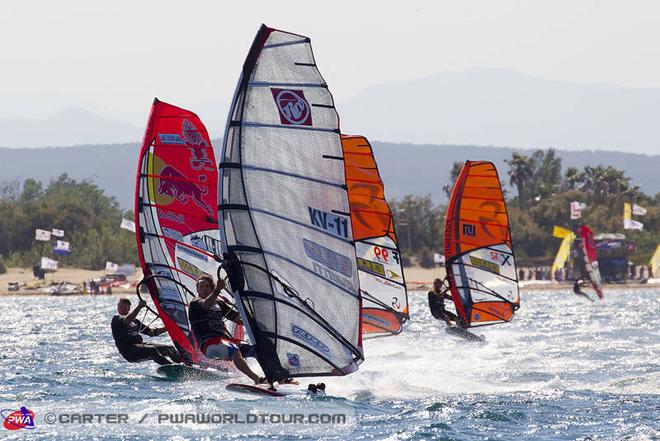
[
  {"left": 122, "top": 300, "right": 146, "bottom": 325},
  {"left": 219, "top": 301, "right": 242, "bottom": 324},
  {"left": 142, "top": 325, "right": 168, "bottom": 337}
]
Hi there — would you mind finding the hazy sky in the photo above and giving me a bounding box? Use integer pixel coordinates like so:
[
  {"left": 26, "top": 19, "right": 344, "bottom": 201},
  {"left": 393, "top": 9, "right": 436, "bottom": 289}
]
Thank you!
[{"left": 3, "top": 1, "right": 660, "bottom": 141}]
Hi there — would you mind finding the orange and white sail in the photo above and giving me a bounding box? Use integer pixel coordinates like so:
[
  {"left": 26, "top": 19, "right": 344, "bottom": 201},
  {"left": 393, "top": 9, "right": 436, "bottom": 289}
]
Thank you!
[
  {"left": 444, "top": 161, "right": 520, "bottom": 327},
  {"left": 342, "top": 135, "right": 409, "bottom": 336}
]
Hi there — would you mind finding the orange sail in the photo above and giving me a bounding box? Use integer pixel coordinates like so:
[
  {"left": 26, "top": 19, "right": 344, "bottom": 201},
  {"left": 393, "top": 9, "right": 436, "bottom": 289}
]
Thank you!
[
  {"left": 342, "top": 135, "right": 409, "bottom": 336},
  {"left": 444, "top": 161, "right": 519, "bottom": 327}
]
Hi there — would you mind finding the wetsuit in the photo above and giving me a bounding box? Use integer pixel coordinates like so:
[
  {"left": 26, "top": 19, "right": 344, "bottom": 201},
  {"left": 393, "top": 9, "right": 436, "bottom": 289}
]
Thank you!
[
  {"left": 572, "top": 279, "right": 594, "bottom": 302},
  {"left": 188, "top": 298, "right": 254, "bottom": 360},
  {"left": 428, "top": 290, "right": 458, "bottom": 323},
  {"left": 110, "top": 316, "right": 181, "bottom": 365}
]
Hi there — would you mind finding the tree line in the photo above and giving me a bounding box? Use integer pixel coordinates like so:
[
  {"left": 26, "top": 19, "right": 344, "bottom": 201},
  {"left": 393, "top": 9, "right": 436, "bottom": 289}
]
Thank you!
[
  {"left": 0, "top": 153, "right": 657, "bottom": 273},
  {"left": 391, "top": 149, "right": 659, "bottom": 267},
  {"left": 0, "top": 174, "right": 136, "bottom": 273}
]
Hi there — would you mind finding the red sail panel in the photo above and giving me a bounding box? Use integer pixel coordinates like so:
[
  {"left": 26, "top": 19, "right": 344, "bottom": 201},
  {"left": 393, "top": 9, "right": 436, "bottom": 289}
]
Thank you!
[
  {"left": 341, "top": 135, "right": 408, "bottom": 336},
  {"left": 444, "top": 161, "right": 519, "bottom": 327},
  {"left": 580, "top": 224, "right": 604, "bottom": 299},
  {"left": 135, "top": 98, "right": 232, "bottom": 365}
]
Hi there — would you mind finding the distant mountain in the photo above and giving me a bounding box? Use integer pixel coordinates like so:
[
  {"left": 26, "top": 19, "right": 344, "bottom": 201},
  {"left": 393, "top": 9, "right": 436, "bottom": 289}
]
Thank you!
[
  {"left": 1, "top": 142, "right": 657, "bottom": 209},
  {"left": 339, "top": 68, "right": 660, "bottom": 155},
  {"left": 0, "top": 108, "right": 142, "bottom": 148}
]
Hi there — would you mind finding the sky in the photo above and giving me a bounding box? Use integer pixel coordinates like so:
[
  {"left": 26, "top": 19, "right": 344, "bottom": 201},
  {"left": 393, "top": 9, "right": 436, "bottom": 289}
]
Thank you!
[{"left": 2, "top": 0, "right": 660, "bottom": 146}]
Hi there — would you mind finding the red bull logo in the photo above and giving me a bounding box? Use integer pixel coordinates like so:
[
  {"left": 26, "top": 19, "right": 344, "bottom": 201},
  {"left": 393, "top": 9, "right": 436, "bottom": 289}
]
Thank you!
[
  {"left": 157, "top": 165, "right": 212, "bottom": 215},
  {"left": 271, "top": 88, "right": 312, "bottom": 126},
  {"left": 1, "top": 407, "right": 35, "bottom": 430},
  {"left": 188, "top": 147, "right": 215, "bottom": 172},
  {"left": 182, "top": 119, "right": 208, "bottom": 146}
]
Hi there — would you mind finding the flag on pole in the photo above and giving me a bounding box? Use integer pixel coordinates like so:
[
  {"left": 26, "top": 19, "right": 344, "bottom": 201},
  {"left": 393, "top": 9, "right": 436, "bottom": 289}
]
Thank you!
[
  {"left": 51, "top": 228, "right": 65, "bottom": 237},
  {"left": 35, "top": 229, "right": 51, "bottom": 241},
  {"left": 40, "top": 256, "right": 58, "bottom": 271},
  {"left": 105, "top": 261, "right": 119, "bottom": 272},
  {"left": 624, "top": 202, "right": 632, "bottom": 221},
  {"left": 632, "top": 204, "right": 647, "bottom": 216},
  {"left": 570, "top": 201, "right": 584, "bottom": 220},
  {"left": 120, "top": 218, "right": 136, "bottom": 233},
  {"left": 53, "top": 240, "right": 71, "bottom": 256},
  {"left": 624, "top": 219, "right": 644, "bottom": 230},
  {"left": 553, "top": 226, "right": 572, "bottom": 239}
]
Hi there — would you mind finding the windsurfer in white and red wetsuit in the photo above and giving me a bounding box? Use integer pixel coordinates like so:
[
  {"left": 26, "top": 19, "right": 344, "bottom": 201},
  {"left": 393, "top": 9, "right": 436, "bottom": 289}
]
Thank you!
[{"left": 188, "top": 275, "right": 265, "bottom": 384}]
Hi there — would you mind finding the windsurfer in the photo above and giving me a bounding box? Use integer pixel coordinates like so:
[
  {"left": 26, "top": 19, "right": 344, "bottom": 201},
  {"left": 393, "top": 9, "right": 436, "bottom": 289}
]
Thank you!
[
  {"left": 111, "top": 298, "right": 183, "bottom": 365},
  {"left": 428, "top": 278, "right": 460, "bottom": 326},
  {"left": 572, "top": 279, "right": 595, "bottom": 302},
  {"left": 188, "top": 275, "right": 266, "bottom": 384}
]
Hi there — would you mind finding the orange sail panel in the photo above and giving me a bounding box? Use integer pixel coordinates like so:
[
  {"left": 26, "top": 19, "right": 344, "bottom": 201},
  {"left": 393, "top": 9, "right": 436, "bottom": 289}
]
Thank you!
[
  {"left": 444, "top": 161, "right": 519, "bottom": 327},
  {"left": 342, "top": 135, "right": 408, "bottom": 336}
]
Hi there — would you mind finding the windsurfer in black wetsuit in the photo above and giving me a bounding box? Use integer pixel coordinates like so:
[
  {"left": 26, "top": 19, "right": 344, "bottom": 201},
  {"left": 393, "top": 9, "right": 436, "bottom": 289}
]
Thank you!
[
  {"left": 428, "top": 278, "right": 460, "bottom": 327},
  {"left": 188, "top": 275, "right": 266, "bottom": 384},
  {"left": 111, "top": 298, "right": 183, "bottom": 365},
  {"left": 572, "top": 279, "right": 595, "bottom": 302}
]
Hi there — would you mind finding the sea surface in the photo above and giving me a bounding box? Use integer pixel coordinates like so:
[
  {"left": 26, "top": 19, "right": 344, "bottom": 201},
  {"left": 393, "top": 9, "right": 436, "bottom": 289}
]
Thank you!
[{"left": 0, "top": 288, "right": 658, "bottom": 440}]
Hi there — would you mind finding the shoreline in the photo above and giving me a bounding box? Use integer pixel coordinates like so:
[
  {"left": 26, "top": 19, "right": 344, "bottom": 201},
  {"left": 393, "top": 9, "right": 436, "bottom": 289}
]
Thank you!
[{"left": 1, "top": 266, "right": 656, "bottom": 296}]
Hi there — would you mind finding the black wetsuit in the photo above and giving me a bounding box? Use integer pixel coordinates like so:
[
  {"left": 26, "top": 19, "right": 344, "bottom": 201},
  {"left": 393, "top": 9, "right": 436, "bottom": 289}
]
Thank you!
[
  {"left": 188, "top": 298, "right": 255, "bottom": 357},
  {"left": 428, "top": 290, "right": 458, "bottom": 323},
  {"left": 572, "top": 280, "right": 594, "bottom": 302},
  {"left": 111, "top": 315, "right": 181, "bottom": 365}
]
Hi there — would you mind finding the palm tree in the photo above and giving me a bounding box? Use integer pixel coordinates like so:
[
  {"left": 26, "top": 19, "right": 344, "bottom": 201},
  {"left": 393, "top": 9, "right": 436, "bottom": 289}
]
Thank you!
[{"left": 504, "top": 153, "right": 535, "bottom": 208}]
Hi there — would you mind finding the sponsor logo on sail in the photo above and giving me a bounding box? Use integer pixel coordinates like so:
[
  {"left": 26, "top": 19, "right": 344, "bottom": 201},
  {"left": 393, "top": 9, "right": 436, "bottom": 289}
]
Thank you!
[
  {"left": 158, "top": 165, "right": 212, "bottom": 215},
  {"left": 188, "top": 147, "right": 215, "bottom": 171},
  {"left": 362, "top": 312, "right": 390, "bottom": 328},
  {"left": 163, "top": 227, "right": 184, "bottom": 242},
  {"left": 159, "top": 210, "right": 185, "bottom": 224},
  {"left": 469, "top": 256, "right": 500, "bottom": 274},
  {"left": 286, "top": 352, "right": 301, "bottom": 367},
  {"left": 291, "top": 324, "right": 330, "bottom": 355},
  {"left": 271, "top": 88, "right": 312, "bottom": 126},
  {"left": 182, "top": 119, "right": 208, "bottom": 146},
  {"left": 158, "top": 133, "right": 185, "bottom": 145},
  {"left": 462, "top": 223, "right": 476, "bottom": 236},
  {"left": 177, "top": 257, "right": 211, "bottom": 280},
  {"left": 176, "top": 243, "right": 209, "bottom": 262},
  {"left": 311, "top": 262, "right": 354, "bottom": 292},
  {"left": 304, "top": 239, "right": 352, "bottom": 277},
  {"left": 357, "top": 258, "right": 385, "bottom": 277}
]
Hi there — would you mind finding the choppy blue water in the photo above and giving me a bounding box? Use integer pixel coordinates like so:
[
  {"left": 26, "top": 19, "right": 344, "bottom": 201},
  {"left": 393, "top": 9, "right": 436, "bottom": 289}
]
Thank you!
[{"left": 0, "top": 289, "right": 658, "bottom": 440}]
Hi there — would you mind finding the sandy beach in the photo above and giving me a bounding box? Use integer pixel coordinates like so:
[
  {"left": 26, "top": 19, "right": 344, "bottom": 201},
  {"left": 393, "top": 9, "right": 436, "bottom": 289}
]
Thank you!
[
  {"left": 0, "top": 267, "right": 143, "bottom": 296},
  {"left": 1, "top": 266, "right": 653, "bottom": 296}
]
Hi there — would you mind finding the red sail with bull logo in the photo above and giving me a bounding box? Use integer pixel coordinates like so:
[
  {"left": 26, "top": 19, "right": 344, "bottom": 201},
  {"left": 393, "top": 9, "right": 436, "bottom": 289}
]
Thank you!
[{"left": 135, "top": 98, "right": 242, "bottom": 366}]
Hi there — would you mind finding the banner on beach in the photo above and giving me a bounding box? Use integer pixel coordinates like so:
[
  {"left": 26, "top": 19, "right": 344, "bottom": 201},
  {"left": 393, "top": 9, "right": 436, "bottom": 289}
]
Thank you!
[
  {"left": 105, "top": 261, "right": 119, "bottom": 272},
  {"left": 632, "top": 204, "right": 647, "bottom": 216},
  {"left": 40, "top": 257, "right": 58, "bottom": 271},
  {"left": 35, "top": 229, "right": 51, "bottom": 241},
  {"left": 53, "top": 240, "right": 71, "bottom": 256},
  {"left": 120, "top": 218, "right": 136, "bottom": 233},
  {"left": 570, "top": 201, "right": 586, "bottom": 220}
]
